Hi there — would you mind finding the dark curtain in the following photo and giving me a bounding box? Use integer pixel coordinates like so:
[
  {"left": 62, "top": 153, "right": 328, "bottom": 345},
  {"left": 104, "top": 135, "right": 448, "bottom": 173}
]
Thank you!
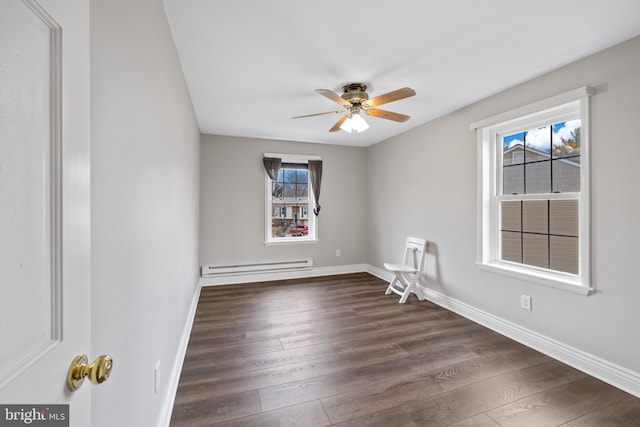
[
  {"left": 308, "top": 160, "right": 323, "bottom": 216},
  {"left": 263, "top": 157, "right": 282, "bottom": 197}
]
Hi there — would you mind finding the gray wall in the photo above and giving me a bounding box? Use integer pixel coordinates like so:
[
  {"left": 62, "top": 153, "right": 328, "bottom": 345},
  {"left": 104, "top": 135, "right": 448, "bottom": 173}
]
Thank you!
[
  {"left": 199, "top": 135, "right": 367, "bottom": 270},
  {"left": 368, "top": 35, "right": 640, "bottom": 373},
  {"left": 90, "top": 0, "right": 201, "bottom": 425}
]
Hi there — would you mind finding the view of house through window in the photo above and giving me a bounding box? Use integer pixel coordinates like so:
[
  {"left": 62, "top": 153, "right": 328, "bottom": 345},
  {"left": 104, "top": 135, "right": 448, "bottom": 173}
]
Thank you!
[
  {"left": 270, "top": 166, "right": 312, "bottom": 239},
  {"left": 500, "top": 120, "right": 581, "bottom": 274}
]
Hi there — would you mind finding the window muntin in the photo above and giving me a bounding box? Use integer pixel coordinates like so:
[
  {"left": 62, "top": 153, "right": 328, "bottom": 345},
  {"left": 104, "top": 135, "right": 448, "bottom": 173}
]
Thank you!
[
  {"left": 472, "top": 87, "right": 592, "bottom": 294},
  {"left": 498, "top": 120, "right": 581, "bottom": 275},
  {"left": 501, "top": 121, "right": 581, "bottom": 196},
  {"left": 500, "top": 199, "right": 579, "bottom": 274}
]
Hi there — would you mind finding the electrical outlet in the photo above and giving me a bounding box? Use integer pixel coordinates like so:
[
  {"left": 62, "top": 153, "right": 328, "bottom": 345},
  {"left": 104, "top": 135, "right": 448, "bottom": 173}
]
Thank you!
[
  {"left": 335, "top": 249, "right": 341, "bottom": 257},
  {"left": 521, "top": 294, "right": 532, "bottom": 311}
]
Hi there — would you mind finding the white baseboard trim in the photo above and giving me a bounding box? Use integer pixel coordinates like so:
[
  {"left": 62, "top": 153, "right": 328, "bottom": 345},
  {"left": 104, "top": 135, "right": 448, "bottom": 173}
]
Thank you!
[
  {"left": 366, "top": 264, "right": 640, "bottom": 398},
  {"left": 156, "top": 281, "right": 202, "bottom": 427},
  {"left": 200, "top": 264, "right": 368, "bottom": 286},
  {"left": 366, "top": 264, "right": 393, "bottom": 282}
]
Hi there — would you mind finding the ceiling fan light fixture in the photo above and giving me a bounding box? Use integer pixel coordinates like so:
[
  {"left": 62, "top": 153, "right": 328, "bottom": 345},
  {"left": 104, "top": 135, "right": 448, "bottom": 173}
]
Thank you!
[
  {"left": 340, "top": 111, "right": 369, "bottom": 134},
  {"left": 351, "top": 112, "right": 370, "bottom": 133}
]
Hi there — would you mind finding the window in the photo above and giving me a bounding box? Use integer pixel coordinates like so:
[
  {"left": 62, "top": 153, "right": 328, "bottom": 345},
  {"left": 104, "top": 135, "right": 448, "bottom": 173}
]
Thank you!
[
  {"left": 471, "top": 87, "right": 593, "bottom": 295},
  {"left": 265, "top": 154, "right": 319, "bottom": 244}
]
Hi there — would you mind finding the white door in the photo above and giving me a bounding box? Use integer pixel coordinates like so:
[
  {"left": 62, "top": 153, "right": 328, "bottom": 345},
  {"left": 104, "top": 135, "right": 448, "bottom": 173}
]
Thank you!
[{"left": 0, "top": 0, "right": 92, "bottom": 425}]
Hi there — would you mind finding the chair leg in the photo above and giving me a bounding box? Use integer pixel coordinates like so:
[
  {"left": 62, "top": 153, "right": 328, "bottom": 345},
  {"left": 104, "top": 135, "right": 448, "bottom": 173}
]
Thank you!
[
  {"left": 396, "top": 274, "right": 411, "bottom": 303},
  {"left": 398, "top": 274, "right": 423, "bottom": 304},
  {"left": 398, "top": 289, "right": 410, "bottom": 303},
  {"left": 386, "top": 273, "right": 425, "bottom": 304},
  {"left": 413, "top": 285, "right": 426, "bottom": 301},
  {"left": 385, "top": 277, "right": 398, "bottom": 295}
]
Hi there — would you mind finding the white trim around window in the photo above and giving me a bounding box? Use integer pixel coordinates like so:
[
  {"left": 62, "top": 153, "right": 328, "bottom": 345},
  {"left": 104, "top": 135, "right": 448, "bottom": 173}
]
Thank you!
[
  {"left": 264, "top": 153, "right": 320, "bottom": 245},
  {"left": 471, "top": 87, "right": 594, "bottom": 295}
]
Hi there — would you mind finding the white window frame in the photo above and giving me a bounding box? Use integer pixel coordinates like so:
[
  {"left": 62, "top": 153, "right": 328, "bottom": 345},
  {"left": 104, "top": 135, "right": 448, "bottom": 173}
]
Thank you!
[
  {"left": 471, "top": 87, "right": 594, "bottom": 295},
  {"left": 264, "top": 153, "right": 320, "bottom": 245}
]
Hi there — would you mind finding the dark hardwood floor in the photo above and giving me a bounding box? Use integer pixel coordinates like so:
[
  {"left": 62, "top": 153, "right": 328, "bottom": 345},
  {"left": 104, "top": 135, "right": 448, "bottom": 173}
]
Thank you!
[{"left": 170, "top": 273, "right": 640, "bottom": 426}]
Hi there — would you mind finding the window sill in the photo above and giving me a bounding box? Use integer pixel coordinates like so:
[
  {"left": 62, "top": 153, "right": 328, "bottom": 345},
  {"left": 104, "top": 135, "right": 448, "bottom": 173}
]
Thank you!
[
  {"left": 476, "top": 261, "right": 593, "bottom": 296},
  {"left": 264, "top": 239, "right": 319, "bottom": 246}
]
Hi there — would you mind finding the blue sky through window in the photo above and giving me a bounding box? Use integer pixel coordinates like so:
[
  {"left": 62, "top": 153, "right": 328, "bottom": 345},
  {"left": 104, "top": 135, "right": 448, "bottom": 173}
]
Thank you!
[{"left": 503, "top": 119, "right": 580, "bottom": 153}]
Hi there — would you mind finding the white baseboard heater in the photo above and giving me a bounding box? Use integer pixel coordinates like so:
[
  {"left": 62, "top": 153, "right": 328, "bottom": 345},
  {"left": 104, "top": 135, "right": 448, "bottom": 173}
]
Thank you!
[{"left": 201, "top": 259, "right": 313, "bottom": 277}]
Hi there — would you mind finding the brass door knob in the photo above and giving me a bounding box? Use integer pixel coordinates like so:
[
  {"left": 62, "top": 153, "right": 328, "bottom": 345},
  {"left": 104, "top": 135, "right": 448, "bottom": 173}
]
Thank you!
[{"left": 67, "top": 354, "right": 113, "bottom": 391}]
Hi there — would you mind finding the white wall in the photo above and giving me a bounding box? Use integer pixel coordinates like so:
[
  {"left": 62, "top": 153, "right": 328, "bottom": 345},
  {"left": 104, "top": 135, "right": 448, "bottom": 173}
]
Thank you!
[
  {"left": 368, "top": 36, "right": 640, "bottom": 377},
  {"left": 90, "top": 0, "right": 200, "bottom": 425},
  {"left": 199, "top": 135, "right": 367, "bottom": 272}
]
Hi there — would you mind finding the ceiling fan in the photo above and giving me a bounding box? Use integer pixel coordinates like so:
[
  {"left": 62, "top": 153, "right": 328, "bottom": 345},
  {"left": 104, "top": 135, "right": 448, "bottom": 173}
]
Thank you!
[{"left": 293, "top": 83, "right": 416, "bottom": 133}]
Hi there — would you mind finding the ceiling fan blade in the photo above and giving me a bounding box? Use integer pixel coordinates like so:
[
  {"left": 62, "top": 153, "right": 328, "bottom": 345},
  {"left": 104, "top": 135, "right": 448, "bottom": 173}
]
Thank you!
[
  {"left": 292, "top": 110, "right": 343, "bottom": 119},
  {"left": 365, "top": 108, "right": 411, "bottom": 122},
  {"left": 329, "top": 115, "right": 349, "bottom": 132},
  {"left": 362, "top": 87, "right": 416, "bottom": 108},
  {"left": 316, "top": 89, "right": 352, "bottom": 107}
]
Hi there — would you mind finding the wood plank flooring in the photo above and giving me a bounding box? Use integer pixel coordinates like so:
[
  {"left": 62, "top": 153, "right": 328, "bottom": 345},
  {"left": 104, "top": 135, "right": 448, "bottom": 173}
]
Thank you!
[{"left": 170, "top": 273, "right": 640, "bottom": 426}]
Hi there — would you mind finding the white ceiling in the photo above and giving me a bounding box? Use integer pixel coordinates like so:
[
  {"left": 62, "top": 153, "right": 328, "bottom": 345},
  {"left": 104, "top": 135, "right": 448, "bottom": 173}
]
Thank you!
[{"left": 162, "top": 0, "right": 640, "bottom": 147}]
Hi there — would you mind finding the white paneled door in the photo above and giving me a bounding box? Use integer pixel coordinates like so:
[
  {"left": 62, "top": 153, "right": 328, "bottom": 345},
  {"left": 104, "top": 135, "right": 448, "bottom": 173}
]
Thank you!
[{"left": 0, "top": 0, "right": 92, "bottom": 425}]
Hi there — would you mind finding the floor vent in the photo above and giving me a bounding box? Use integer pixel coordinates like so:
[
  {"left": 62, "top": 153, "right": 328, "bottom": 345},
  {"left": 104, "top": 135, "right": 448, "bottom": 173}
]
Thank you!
[{"left": 201, "top": 259, "right": 313, "bottom": 277}]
